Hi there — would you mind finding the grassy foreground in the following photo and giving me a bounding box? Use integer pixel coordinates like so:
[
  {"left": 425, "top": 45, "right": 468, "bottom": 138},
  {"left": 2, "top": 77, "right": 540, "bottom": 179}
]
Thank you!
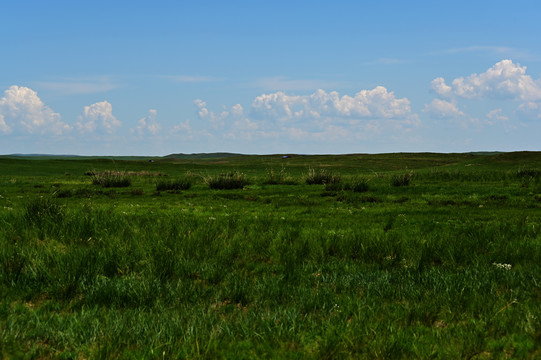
[{"left": 1, "top": 152, "right": 541, "bottom": 359}]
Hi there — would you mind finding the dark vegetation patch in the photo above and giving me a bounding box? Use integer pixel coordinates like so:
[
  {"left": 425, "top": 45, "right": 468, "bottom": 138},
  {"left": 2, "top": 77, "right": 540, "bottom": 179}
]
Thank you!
[{"left": 155, "top": 178, "right": 192, "bottom": 191}]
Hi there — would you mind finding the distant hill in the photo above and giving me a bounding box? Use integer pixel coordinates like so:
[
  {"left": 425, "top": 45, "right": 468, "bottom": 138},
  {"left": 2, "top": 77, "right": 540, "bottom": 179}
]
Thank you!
[
  {"left": 5, "top": 154, "right": 83, "bottom": 158},
  {"left": 163, "top": 152, "right": 243, "bottom": 159}
]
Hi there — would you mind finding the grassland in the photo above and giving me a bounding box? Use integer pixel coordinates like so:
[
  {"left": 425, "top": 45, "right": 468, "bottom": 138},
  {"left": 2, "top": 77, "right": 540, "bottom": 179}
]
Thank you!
[{"left": 1, "top": 152, "right": 540, "bottom": 359}]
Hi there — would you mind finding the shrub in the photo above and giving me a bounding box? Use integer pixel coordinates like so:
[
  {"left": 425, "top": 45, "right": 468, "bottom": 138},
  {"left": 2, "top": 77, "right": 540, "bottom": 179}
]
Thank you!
[
  {"left": 91, "top": 171, "right": 131, "bottom": 188},
  {"left": 156, "top": 178, "right": 192, "bottom": 191},
  {"left": 305, "top": 168, "right": 340, "bottom": 185},
  {"left": 205, "top": 171, "right": 248, "bottom": 190},
  {"left": 391, "top": 172, "right": 413, "bottom": 187}
]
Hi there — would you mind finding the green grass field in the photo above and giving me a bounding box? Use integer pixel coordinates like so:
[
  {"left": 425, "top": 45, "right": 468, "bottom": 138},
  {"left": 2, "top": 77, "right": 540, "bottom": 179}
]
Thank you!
[{"left": 1, "top": 152, "right": 541, "bottom": 359}]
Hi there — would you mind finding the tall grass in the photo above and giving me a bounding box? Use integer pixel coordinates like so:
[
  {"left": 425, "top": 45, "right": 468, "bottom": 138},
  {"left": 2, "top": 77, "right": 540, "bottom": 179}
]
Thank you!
[{"left": 2, "top": 153, "right": 541, "bottom": 358}]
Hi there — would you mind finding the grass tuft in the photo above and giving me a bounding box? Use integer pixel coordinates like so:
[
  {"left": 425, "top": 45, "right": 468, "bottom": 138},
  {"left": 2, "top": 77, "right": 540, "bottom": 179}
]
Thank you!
[
  {"left": 305, "top": 167, "right": 340, "bottom": 185},
  {"left": 263, "top": 167, "right": 296, "bottom": 185},
  {"left": 391, "top": 172, "right": 413, "bottom": 187},
  {"left": 91, "top": 171, "right": 131, "bottom": 188},
  {"left": 24, "top": 197, "right": 64, "bottom": 225},
  {"left": 205, "top": 171, "right": 248, "bottom": 189}
]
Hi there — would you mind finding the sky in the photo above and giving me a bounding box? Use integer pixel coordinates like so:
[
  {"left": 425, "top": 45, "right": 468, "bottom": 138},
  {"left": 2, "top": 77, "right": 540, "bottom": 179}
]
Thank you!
[{"left": 1, "top": 0, "right": 541, "bottom": 156}]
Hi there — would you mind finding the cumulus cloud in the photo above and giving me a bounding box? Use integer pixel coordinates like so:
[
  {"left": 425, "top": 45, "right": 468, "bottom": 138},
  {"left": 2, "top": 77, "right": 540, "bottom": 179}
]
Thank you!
[
  {"left": 194, "top": 86, "right": 418, "bottom": 142},
  {"left": 134, "top": 109, "right": 160, "bottom": 136},
  {"left": 77, "top": 101, "right": 121, "bottom": 134},
  {"left": 251, "top": 86, "right": 414, "bottom": 122},
  {"left": 424, "top": 99, "right": 465, "bottom": 119},
  {"left": 432, "top": 60, "right": 541, "bottom": 101},
  {"left": 194, "top": 99, "right": 243, "bottom": 128},
  {"left": 0, "top": 85, "right": 70, "bottom": 135}
]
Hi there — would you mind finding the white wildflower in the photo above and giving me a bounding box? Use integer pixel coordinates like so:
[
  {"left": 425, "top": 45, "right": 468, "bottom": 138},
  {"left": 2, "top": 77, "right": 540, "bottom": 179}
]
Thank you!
[{"left": 492, "top": 262, "right": 512, "bottom": 270}]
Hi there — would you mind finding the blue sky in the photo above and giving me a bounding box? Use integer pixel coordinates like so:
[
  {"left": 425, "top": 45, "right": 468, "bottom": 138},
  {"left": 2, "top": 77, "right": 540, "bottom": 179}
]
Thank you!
[{"left": 1, "top": 0, "right": 540, "bottom": 155}]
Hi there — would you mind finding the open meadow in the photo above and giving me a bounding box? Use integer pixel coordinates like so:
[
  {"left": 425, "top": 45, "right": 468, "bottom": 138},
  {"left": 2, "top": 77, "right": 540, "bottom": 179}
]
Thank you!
[{"left": 1, "top": 152, "right": 541, "bottom": 359}]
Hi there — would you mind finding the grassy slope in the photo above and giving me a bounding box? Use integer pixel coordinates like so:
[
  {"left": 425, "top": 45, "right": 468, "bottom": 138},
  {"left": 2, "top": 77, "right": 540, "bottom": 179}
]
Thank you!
[{"left": 1, "top": 152, "right": 540, "bottom": 359}]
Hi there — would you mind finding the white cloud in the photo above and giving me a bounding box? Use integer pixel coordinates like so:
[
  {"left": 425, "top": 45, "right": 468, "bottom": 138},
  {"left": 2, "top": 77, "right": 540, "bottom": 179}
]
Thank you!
[
  {"left": 517, "top": 102, "right": 541, "bottom": 121},
  {"left": 432, "top": 60, "right": 541, "bottom": 101},
  {"left": 134, "top": 109, "right": 160, "bottom": 136},
  {"left": 424, "top": 99, "right": 465, "bottom": 119},
  {"left": 486, "top": 108, "right": 509, "bottom": 122},
  {"left": 194, "top": 99, "right": 243, "bottom": 129},
  {"left": 172, "top": 119, "right": 191, "bottom": 133},
  {"left": 77, "top": 101, "right": 121, "bottom": 134},
  {"left": 0, "top": 115, "right": 9, "bottom": 133},
  {"left": 194, "top": 86, "right": 418, "bottom": 142},
  {"left": 0, "top": 85, "right": 70, "bottom": 135},
  {"left": 430, "top": 78, "right": 453, "bottom": 98},
  {"left": 251, "top": 86, "right": 413, "bottom": 122}
]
